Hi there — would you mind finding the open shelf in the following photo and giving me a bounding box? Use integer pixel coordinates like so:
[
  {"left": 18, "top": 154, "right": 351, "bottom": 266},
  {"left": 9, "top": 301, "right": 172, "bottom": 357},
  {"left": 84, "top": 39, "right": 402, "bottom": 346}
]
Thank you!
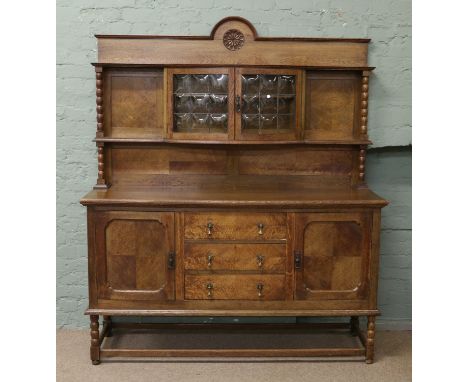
[
  {"left": 97, "top": 322, "right": 367, "bottom": 360},
  {"left": 94, "top": 137, "right": 372, "bottom": 145}
]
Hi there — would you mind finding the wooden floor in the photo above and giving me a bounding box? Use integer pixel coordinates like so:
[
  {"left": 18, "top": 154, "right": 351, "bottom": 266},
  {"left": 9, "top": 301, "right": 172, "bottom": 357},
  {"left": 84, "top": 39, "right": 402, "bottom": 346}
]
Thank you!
[{"left": 57, "top": 329, "right": 411, "bottom": 382}]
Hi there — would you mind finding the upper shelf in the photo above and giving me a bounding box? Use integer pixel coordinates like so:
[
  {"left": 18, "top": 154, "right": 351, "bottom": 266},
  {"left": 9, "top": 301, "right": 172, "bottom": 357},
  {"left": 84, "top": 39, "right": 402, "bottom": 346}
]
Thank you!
[{"left": 93, "top": 137, "right": 372, "bottom": 146}]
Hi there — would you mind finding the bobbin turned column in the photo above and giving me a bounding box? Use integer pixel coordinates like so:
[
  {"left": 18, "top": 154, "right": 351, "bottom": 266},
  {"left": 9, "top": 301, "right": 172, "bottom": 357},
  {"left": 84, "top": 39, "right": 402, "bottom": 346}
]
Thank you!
[
  {"left": 94, "top": 66, "right": 108, "bottom": 190},
  {"left": 90, "top": 315, "right": 100, "bottom": 365},
  {"left": 358, "top": 144, "right": 367, "bottom": 187},
  {"left": 356, "top": 70, "right": 370, "bottom": 189},
  {"left": 360, "top": 71, "right": 370, "bottom": 138},
  {"left": 95, "top": 66, "right": 104, "bottom": 139},
  {"left": 94, "top": 143, "right": 108, "bottom": 189},
  {"left": 365, "top": 316, "right": 376, "bottom": 364}
]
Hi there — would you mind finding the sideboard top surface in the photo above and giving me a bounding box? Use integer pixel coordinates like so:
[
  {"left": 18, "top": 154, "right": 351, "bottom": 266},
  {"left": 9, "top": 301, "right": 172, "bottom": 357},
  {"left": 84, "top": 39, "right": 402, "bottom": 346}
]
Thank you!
[{"left": 80, "top": 184, "right": 388, "bottom": 208}]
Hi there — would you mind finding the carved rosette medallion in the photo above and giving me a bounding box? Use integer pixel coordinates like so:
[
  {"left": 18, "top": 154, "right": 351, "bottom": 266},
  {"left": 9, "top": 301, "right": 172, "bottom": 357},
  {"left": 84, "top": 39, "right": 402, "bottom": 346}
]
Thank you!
[{"left": 223, "top": 29, "right": 245, "bottom": 51}]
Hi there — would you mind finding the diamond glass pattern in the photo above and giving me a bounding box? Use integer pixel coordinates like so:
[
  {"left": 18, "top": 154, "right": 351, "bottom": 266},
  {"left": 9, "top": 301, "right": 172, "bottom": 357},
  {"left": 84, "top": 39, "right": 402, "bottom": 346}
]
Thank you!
[
  {"left": 173, "top": 74, "right": 229, "bottom": 133},
  {"left": 241, "top": 74, "right": 296, "bottom": 133}
]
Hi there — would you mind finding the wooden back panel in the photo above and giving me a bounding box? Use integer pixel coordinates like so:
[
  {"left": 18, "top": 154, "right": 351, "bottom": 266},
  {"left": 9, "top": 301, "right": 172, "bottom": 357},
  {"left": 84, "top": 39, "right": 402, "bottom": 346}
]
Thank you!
[{"left": 107, "top": 144, "right": 359, "bottom": 188}]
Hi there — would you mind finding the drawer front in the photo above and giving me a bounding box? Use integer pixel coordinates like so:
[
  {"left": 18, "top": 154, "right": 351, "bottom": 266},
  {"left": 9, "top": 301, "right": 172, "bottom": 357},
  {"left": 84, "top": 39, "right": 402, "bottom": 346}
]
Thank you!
[
  {"left": 184, "top": 243, "right": 286, "bottom": 272},
  {"left": 184, "top": 212, "right": 287, "bottom": 240},
  {"left": 185, "top": 274, "right": 286, "bottom": 300}
]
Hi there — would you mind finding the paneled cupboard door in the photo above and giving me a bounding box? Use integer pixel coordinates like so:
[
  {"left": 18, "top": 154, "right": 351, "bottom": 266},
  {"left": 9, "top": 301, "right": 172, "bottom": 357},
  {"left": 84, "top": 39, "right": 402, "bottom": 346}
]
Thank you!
[
  {"left": 235, "top": 68, "right": 302, "bottom": 141},
  {"left": 167, "top": 68, "right": 235, "bottom": 140},
  {"left": 95, "top": 211, "right": 175, "bottom": 301},
  {"left": 294, "top": 212, "right": 371, "bottom": 300}
]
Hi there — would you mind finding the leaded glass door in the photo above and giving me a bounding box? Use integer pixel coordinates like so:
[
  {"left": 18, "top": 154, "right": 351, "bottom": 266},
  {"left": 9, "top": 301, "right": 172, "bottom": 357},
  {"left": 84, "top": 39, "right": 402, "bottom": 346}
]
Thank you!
[
  {"left": 235, "top": 68, "right": 302, "bottom": 141},
  {"left": 167, "top": 68, "right": 235, "bottom": 140}
]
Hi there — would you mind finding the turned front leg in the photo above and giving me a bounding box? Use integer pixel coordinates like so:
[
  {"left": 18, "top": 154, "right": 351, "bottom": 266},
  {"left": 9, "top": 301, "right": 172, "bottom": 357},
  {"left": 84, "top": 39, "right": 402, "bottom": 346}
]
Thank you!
[
  {"left": 365, "top": 316, "right": 376, "bottom": 364},
  {"left": 90, "top": 315, "right": 100, "bottom": 365}
]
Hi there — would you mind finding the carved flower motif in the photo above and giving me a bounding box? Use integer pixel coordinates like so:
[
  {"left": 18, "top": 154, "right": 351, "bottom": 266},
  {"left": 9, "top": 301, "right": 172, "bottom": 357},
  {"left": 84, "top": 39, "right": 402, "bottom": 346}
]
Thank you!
[{"left": 223, "top": 29, "right": 245, "bottom": 51}]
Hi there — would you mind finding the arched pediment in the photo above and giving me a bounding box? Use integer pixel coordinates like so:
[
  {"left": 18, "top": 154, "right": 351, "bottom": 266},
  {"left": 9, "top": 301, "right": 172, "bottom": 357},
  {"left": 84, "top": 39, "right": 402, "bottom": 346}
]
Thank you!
[{"left": 95, "top": 17, "right": 371, "bottom": 68}]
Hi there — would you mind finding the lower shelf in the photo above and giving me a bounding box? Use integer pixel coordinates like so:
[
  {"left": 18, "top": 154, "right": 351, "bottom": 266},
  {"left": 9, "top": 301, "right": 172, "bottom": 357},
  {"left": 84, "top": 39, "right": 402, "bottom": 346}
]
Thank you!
[{"left": 90, "top": 320, "right": 375, "bottom": 364}]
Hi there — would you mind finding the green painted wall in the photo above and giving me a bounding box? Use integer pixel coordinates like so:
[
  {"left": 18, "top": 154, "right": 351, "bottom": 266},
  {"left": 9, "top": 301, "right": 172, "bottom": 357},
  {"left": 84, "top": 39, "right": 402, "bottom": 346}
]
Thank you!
[
  {"left": 367, "top": 147, "right": 412, "bottom": 328},
  {"left": 57, "top": 0, "right": 412, "bottom": 328}
]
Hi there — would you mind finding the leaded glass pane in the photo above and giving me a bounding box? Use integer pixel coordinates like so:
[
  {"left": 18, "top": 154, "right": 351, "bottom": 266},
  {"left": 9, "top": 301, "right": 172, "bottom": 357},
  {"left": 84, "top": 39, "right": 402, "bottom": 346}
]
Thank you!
[
  {"left": 173, "top": 74, "right": 229, "bottom": 133},
  {"left": 241, "top": 74, "right": 296, "bottom": 133}
]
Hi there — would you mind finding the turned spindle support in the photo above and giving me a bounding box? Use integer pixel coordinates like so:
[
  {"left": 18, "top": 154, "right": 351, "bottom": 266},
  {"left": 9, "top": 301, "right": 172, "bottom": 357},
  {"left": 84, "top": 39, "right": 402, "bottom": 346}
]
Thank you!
[
  {"left": 358, "top": 144, "right": 367, "bottom": 187},
  {"left": 94, "top": 143, "right": 108, "bottom": 189},
  {"left": 360, "top": 71, "right": 370, "bottom": 137},
  {"left": 90, "top": 315, "right": 101, "bottom": 365},
  {"left": 95, "top": 66, "right": 104, "bottom": 139},
  {"left": 365, "top": 315, "right": 376, "bottom": 364},
  {"left": 94, "top": 66, "right": 108, "bottom": 190},
  {"left": 357, "top": 71, "right": 370, "bottom": 189}
]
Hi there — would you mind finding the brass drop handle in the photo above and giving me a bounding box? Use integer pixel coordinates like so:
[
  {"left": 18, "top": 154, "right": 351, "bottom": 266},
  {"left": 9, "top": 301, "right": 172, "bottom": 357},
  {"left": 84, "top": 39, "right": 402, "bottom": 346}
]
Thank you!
[
  {"left": 206, "top": 282, "right": 214, "bottom": 298},
  {"left": 257, "top": 223, "right": 264, "bottom": 236},
  {"left": 294, "top": 251, "right": 302, "bottom": 269},
  {"left": 167, "top": 251, "right": 175, "bottom": 269},
  {"left": 207, "top": 254, "right": 214, "bottom": 268},
  {"left": 207, "top": 222, "right": 214, "bottom": 236},
  {"left": 257, "top": 283, "right": 264, "bottom": 297},
  {"left": 256, "top": 255, "right": 264, "bottom": 268}
]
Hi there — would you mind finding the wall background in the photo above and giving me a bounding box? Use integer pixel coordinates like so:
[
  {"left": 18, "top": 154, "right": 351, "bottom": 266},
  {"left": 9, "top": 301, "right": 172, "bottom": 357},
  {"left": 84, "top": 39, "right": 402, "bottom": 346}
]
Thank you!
[{"left": 57, "top": 0, "right": 412, "bottom": 328}]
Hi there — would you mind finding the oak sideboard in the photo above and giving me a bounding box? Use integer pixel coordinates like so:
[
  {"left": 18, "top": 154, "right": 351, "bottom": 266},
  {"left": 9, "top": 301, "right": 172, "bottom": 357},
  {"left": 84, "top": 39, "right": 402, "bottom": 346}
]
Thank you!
[{"left": 80, "top": 17, "right": 388, "bottom": 364}]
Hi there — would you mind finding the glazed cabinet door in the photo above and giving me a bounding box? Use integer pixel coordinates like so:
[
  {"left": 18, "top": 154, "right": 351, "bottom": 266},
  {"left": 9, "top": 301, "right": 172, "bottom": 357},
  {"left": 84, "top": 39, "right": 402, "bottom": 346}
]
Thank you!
[
  {"left": 235, "top": 68, "right": 302, "bottom": 141},
  {"left": 94, "top": 211, "right": 175, "bottom": 301},
  {"left": 294, "top": 212, "right": 371, "bottom": 300},
  {"left": 167, "top": 67, "right": 235, "bottom": 141}
]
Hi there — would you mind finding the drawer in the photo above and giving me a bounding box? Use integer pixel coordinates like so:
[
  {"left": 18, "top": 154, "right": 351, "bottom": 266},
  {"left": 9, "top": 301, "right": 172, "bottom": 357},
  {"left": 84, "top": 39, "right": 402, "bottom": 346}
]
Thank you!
[
  {"left": 184, "top": 274, "right": 286, "bottom": 300},
  {"left": 184, "top": 212, "right": 287, "bottom": 241},
  {"left": 184, "top": 243, "right": 286, "bottom": 272}
]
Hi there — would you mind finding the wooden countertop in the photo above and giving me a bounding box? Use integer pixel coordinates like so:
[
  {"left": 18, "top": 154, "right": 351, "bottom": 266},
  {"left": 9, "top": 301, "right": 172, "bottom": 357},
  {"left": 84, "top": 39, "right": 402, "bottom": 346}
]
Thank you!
[{"left": 80, "top": 184, "right": 388, "bottom": 208}]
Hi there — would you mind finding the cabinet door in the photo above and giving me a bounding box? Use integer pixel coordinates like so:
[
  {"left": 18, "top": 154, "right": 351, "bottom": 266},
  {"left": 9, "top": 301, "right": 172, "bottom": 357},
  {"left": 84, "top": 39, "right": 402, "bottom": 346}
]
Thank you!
[
  {"left": 294, "top": 212, "right": 371, "bottom": 300},
  {"left": 95, "top": 211, "right": 175, "bottom": 301},
  {"left": 235, "top": 68, "right": 302, "bottom": 141},
  {"left": 167, "top": 67, "right": 235, "bottom": 140},
  {"left": 103, "top": 68, "right": 165, "bottom": 139}
]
